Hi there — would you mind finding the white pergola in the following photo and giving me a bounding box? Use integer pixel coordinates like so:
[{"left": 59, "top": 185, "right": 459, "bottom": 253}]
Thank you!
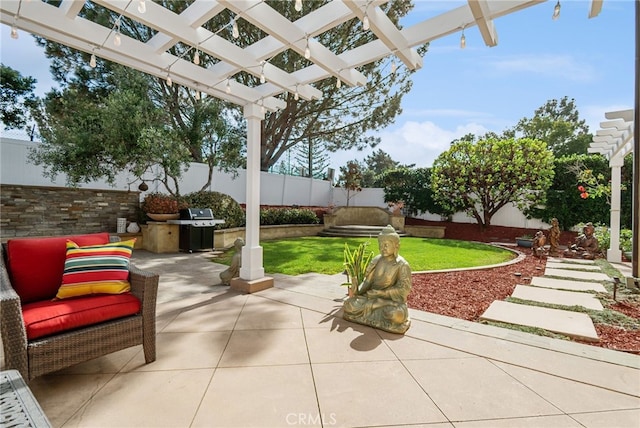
[
  {"left": 588, "top": 109, "right": 635, "bottom": 263},
  {"left": 1, "top": 0, "right": 609, "bottom": 290}
]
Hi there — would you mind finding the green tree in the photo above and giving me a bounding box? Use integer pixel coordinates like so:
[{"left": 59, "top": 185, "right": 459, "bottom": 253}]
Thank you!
[
  {"left": 513, "top": 97, "right": 592, "bottom": 157},
  {"left": 381, "top": 167, "right": 451, "bottom": 217},
  {"left": 0, "top": 64, "right": 36, "bottom": 132},
  {"left": 337, "top": 161, "right": 363, "bottom": 206},
  {"left": 293, "top": 137, "right": 330, "bottom": 179},
  {"left": 360, "top": 149, "right": 409, "bottom": 187},
  {"left": 431, "top": 136, "right": 555, "bottom": 229}
]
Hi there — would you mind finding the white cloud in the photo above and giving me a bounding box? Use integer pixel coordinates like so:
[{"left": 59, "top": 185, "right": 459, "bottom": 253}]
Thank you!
[
  {"left": 486, "top": 54, "right": 597, "bottom": 83},
  {"left": 328, "top": 121, "right": 490, "bottom": 171},
  {"left": 581, "top": 103, "right": 634, "bottom": 134}
]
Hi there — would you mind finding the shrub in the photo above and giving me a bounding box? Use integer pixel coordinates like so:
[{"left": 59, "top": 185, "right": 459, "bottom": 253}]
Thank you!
[
  {"left": 259, "top": 208, "right": 319, "bottom": 225},
  {"left": 183, "top": 191, "right": 245, "bottom": 229},
  {"left": 141, "top": 192, "right": 185, "bottom": 214}
]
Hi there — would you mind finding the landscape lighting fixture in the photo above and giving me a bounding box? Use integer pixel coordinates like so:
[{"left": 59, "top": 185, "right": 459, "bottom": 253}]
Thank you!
[{"left": 552, "top": 1, "right": 561, "bottom": 20}]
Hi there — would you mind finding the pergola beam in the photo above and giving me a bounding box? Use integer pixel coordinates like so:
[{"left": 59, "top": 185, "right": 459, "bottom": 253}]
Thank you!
[{"left": 468, "top": 0, "right": 499, "bottom": 47}]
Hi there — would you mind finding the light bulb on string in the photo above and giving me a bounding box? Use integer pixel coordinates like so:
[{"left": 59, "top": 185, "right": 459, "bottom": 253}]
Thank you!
[
  {"left": 295, "top": 0, "right": 302, "bottom": 12},
  {"left": 138, "top": 0, "right": 146, "bottom": 14},
  {"left": 552, "top": 1, "right": 561, "bottom": 20},
  {"left": 460, "top": 30, "right": 466, "bottom": 49},
  {"left": 391, "top": 60, "right": 397, "bottom": 74},
  {"left": 362, "top": 13, "right": 370, "bottom": 31},
  {"left": 335, "top": 77, "right": 341, "bottom": 89},
  {"left": 114, "top": 32, "right": 121, "bottom": 47},
  {"left": 193, "top": 49, "right": 200, "bottom": 65},
  {"left": 195, "top": 90, "right": 200, "bottom": 101},
  {"left": 294, "top": 86, "right": 299, "bottom": 101},
  {"left": 226, "top": 78, "right": 231, "bottom": 94},
  {"left": 166, "top": 74, "right": 172, "bottom": 87},
  {"left": 10, "top": 25, "right": 18, "bottom": 39},
  {"left": 232, "top": 18, "right": 239, "bottom": 39},
  {"left": 89, "top": 53, "right": 97, "bottom": 68},
  {"left": 304, "top": 38, "right": 310, "bottom": 59}
]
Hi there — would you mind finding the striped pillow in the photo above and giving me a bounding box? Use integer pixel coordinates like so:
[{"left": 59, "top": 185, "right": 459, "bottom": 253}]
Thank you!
[{"left": 56, "top": 239, "right": 136, "bottom": 299}]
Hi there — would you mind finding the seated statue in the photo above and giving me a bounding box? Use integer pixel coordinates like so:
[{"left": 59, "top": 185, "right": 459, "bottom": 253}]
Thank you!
[
  {"left": 220, "top": 238, "right": 244, "bottom": 285},
  {"left": 343, "top": 225, "right": 411, "bottom": 334},
  {"left": 532, "top": 230, "right": 546, "bottom": 258},
  {"left": 564, "top": 222, "right": 599, "bottom": 259}
]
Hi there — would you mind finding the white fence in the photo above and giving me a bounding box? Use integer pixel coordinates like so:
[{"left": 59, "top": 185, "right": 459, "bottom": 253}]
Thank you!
[{"left": 0, "top": 137, "right": 549, "bottom": 229}]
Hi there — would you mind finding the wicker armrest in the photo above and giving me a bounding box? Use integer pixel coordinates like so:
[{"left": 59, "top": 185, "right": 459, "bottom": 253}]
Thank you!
[
  {"left": 0, "top": 246, "right": 29, "bottom": 379},
  {"left": 128, "top": 263, "right": 159, "bottom": 363}
]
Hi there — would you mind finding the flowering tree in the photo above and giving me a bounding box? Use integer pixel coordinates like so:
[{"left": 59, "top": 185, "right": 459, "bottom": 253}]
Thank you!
[{"left": 431, "top": 136, "right": 555, "bottom": 229}]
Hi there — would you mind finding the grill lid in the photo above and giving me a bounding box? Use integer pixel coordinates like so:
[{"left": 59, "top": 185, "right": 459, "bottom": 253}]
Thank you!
[{"left": 180, "top": 208, "right": 214, "bottom": 220}]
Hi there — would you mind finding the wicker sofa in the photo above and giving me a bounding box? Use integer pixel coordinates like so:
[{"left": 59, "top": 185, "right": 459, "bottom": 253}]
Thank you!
[{"left": 0, "top": 233, "right": 159, "bottom": 381}]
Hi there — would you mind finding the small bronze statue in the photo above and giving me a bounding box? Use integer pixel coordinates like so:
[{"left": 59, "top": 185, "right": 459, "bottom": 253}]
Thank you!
[
  {"left": 343, "top": 225, "right": 411, "bottom": 334},
  {"left": 532, "top": 230, "right": 546, "bottom": 258},
  {"left": 564, "top": 222, "right": 600, "bottom": 259},
  {"left": 548, "top": 218, "right": 561, "bottom": 256},
  {"left": 220, "top": 238, "right": 244, "bottom": 285}
]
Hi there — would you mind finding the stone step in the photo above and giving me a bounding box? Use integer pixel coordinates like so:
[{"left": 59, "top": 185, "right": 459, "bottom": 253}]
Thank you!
[
  {"left": 530, "top": 276, "right": 607, "bottom": 293},
  {"left": 318, "top": 225, "right": 408, "bottom": 238},
  {"left": 544, "top": 268, "right": 610, "bottom": 282},
  {"left": 545, "top": 261, "right": 602, "bottom": 271},
  {"left": 480, "top": 301, "right": 599, "bottom": 342},
  {"left": 512, "top": 285, "right": 603, "bottom": 311}
]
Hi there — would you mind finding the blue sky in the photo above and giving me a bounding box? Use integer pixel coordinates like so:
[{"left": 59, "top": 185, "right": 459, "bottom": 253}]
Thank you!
[{"left": 1, "top": 0, "right": 636, "bottom": 172}]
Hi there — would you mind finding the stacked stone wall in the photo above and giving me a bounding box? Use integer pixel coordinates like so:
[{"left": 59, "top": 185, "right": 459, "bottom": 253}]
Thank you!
[{"left": 1, "top": 185, "right": 140, "bottom": 240}]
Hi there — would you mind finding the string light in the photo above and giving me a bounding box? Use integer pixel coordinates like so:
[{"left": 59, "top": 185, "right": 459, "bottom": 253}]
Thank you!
[
  {"left": 231, "top": 17, "right": 239, "bottom": 39},
  {"left": 335, "top": 77, "right": 341, "bottom": 89},
  {"left": 193, "top": 47, "right": 200, "bottom": 65},
  {"left": 10, "top": 24, "right": 18, "bottom": 39},
  {"left": 113, "top": 18, "right": 121, "bottom": 46},
  {"left": 391, "top": 60, "right": 397, "bottom": 74},
  {"left": 294, "top": 85, "right": 299, "bottom": 101},
  {"left": 552, "top": 1, "right": 561, "bottom": 20},
  {"left": 362, "top": 13, "right": 370, "bottom": 31},
  {"left": 138, "top": 0, "right": 146, "bottom": 14},
  {"left": 460, "top": 28, "right": 466, "bottom": 49},
  {"left": 304, "top": 37, "right": 311, "bottom": 59},
  {"left": 195, "top": 90, "right": 200, "bottom": 100},
  {"left": 294, "top": 0, "right": 302, "bottom": 12},
  {"left": 166, "top": 74, "right": 172, "bottom": 87},
  {"left": 90, "top": 53, "right": 97, "bottom": 68},
  {"left": 226, "top": 78, "right": 231, "bottom": 94}
]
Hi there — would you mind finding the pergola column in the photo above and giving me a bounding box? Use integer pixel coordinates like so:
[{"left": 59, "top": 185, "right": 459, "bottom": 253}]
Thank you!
[
  {"left": 230, "top": 103, "right": 274, "bottom": 293},
  {"left": 607, "top": 155, "right": 624, "bottom": 262}
]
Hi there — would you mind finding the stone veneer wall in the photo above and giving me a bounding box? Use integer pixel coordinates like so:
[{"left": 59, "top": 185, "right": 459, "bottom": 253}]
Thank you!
[{"left": 0, "top": 185, "right": 140, "bottom": 240}]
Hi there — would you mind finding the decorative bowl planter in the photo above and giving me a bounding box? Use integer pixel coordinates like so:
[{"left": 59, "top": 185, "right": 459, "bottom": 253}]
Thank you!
[
  {"left": 516, "top": 237, "right": 533, "bottom": 248},
  {"left": 147, "top": 213, "right": 179, "bottom": 222}
]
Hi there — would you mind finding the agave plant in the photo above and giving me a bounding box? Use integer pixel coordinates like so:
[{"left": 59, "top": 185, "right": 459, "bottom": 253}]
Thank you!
[{"left": 342, "top": 241, "right": 374, "bottom": 297}]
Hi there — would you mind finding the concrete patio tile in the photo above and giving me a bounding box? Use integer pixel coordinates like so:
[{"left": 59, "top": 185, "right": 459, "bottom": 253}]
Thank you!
[
  {"left": 63, "top": 369, "right": 214, "bottom": 428},
  {"left": 480, "top": 301, "right": 598, "bottom": 341},
  {"left": 234, "top": 295, "right": 303, "bottom": 330},
  {"left": 305, "top": 323, "right": 398, "bottom": 363},
  {"left": 29, "top": 373, "right": 116, "bottom": 427},
  {"left": 530, "top": 276, "right": 607, "bottom": 293},
  {"left": 300, "top": 307, "right": 344, "bottom": 329},
  {"left": 493, "top": 362, "right": 640, "bottom": 413},
  {"left": 570, "top": 409, "right": 640, "bottom": 428},
  {"left": 161, "top": 292, "right": 247, "bottom": 332},
  {"left": 544, "top": 267, "right": 610, "bottom": 281},
  {"left": 403, "top": 358, "right": 561, "bottom": 421},
  {"left": 313, "top": 361, "right": 448, "bottom": 427},
  {"left": 546, "top": 261, "right": 602, "bottom": 271},
  {"left": 192, "top": 365, "right": 320, "bottom": 428},
  {"left": 218, "top": 328, "right": 309, "bottom": 367},
  {"left": 512, "top": 284, "right": 604, "bottom": 310},
  {"left": 378, "top": 331, "right": 475, "bottom": 360},
  {"left": 454, "top": 415, "right": 582, "bottom": 427},
  {"left": 260, "top": 286, "right": 344, "bottom": 315},
  {"left": 123, "top": 331, "right": 231, "bottom": 371}
]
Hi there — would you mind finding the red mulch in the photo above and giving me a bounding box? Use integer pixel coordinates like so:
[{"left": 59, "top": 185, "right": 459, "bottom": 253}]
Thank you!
[{"left": 406, "top": 219, "right": 640, "bottom": 354}]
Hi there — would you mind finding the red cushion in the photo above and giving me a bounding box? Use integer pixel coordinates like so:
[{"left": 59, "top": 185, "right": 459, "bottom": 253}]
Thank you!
[
  {"left": 22, "top": 293, "right": 141, "bottom": 340},
  {"left": 7, "top": 233, "right": 110, "bottom": 304}
]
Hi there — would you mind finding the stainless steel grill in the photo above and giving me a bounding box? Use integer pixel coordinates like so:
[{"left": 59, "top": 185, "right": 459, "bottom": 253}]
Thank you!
[{"left": 167, "top": 208, "right": 224, "bottom": 252}]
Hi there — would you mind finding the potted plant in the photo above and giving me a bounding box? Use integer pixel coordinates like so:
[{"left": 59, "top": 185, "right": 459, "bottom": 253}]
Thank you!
[
  {"left": 141, "top": 192, "right": 184, "bottom": 221},
  {"left": 516, "top": 234, "right": 534, "bottom": 248},
  {"left": 342, "top": 241, "right": 373, "bottom": 297}
]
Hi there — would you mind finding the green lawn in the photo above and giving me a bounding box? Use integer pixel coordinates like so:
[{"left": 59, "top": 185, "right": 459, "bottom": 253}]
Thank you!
[{"left": 215, "top": 236, "right": 514, "bottom": 276}]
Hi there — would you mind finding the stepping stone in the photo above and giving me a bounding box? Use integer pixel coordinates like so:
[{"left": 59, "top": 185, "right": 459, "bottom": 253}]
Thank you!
[
  {"left": 512, "top": 285, "right": 603, "bottom": 311},
  {"left": 530, "top": 277, "right": 607, "bottom": 293},
  {"left": 545, "top": 261, "right": 602, "bottom": 271},
  {"left": 547, "top": 257, "right": 595, "bottom": 265},
  {"left": 544, "top": 268, "right": 610, "bottom": 282},
  {"left": 480, "top": 301, "right": 599, "bottom": 342}
]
